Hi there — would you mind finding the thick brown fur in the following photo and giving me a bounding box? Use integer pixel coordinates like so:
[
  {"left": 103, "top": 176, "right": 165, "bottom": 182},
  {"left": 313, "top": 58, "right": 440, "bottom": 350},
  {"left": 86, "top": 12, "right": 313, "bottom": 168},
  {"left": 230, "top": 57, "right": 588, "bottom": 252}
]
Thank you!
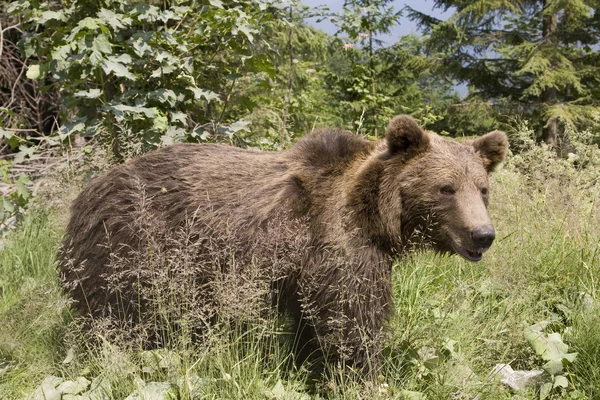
[{"left": 59, "top": 115, "right": 508, "bottom": 373}]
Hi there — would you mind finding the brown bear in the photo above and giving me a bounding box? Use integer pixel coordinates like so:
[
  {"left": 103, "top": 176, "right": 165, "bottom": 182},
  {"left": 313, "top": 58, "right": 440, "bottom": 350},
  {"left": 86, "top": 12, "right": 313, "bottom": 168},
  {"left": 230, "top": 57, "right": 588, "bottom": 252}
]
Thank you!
[{"left": 59, "top": 115, "right": 507, "bottom": 372}]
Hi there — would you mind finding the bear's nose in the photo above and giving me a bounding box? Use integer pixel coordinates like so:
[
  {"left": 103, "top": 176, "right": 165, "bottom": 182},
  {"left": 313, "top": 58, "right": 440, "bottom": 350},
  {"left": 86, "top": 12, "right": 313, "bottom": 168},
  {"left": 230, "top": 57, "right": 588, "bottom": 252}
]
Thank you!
[{"left": 471, "top": 226, "right": 495, "bottom": 249}]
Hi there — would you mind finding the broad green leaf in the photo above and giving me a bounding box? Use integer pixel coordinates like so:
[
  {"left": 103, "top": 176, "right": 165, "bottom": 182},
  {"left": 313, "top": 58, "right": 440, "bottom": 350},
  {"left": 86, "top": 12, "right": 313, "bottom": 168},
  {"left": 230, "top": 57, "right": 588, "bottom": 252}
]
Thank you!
[
  {"left": 16, "top": 176, "right": 31, "bottom": 201},
  {"left": 51, "top": 45, "right": 72, "bottom": 71},
  {"left": 132, "top": 37, "right": 153, "bottom": 57},
  {"left": 74, "top": 89, "right": 102, "bottom": 99},
  {"left": 264, "top": 379, "right": 309, "bottom": 400},
  {"left": 78, "top": 17, "right": 100, "bottom": 30},
  {"left": 26, "top": 64, "right": 40, "bottom": 80},
  {"left": 151, "top": 66, "right": 177, "bottom": 78},
  {"left": 524, "top": 323, "right": 578, "bottom": 375},
  {"left": 132, "top": 4, "right": 160, "bottom": 22},
  {"left": 102, "top": 58, "right": 136, "bottom": 80},
  {"left": 67, "top": 18, "right": 102, "bottom": 42},
  {"left": 542, "top": 359, "right": 564, "bottom": 376},
  {"left": 0, "top": 128, "right": 13, "bottom": 140},
  {"left": 93, "top": 34, "right": 113, "bottom": 55},
  {"left": 59, "top": 120, "right": 86, "bottom": 140},
  {"left": 189, "top": 88, "right": 220, "bottom": 102},
  {"left": 148, "top": 89, "right": 178, "bottom": 107},
  {"left": 13, "top": 146, "right": 38, "bottom": 164},
  {"left": 98, "top": 8, "right": 131, "bottom": 31},
  {"left": 540, "top": 382, "right": 552, "bottom": 399},
  {"left": 39, "top": 10, "right": 66, "bottom": 23},
  {"left": 153, "top": 114, "right": 168, "bottom": 132},
  {"left": 56, "top": 377, "right": 90, "bottom": 395},
  {"left": 525, "top": 326, "right": 565, "bottom": 361},
  {"left": 7, "top": 1, "right": 30, "bottom": 13},
  {"left": 3, "top": 198, "right": 15, "bottom": 213},
  {"left": 170, "top": 112, "right": 187, "bottom": 125},
  {"left": 22, "top": 36, "right": 36, "bottom": 58},
  {"left": 227, "top": 120, "right": 250, "bottom": 133},
  {"left": 553, "top": 375, "right": 569, "bottom": 389},
  {"left": 104, "top": 104, "right": 156, "bottom": 118}
]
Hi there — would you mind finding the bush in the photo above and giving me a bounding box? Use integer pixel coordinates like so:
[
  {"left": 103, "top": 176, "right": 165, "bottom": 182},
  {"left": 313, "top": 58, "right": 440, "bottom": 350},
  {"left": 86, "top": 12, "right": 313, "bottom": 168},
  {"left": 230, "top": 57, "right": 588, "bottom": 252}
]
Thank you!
[{"left": 8, "top": 0, "right": 278, "bottom": 160}]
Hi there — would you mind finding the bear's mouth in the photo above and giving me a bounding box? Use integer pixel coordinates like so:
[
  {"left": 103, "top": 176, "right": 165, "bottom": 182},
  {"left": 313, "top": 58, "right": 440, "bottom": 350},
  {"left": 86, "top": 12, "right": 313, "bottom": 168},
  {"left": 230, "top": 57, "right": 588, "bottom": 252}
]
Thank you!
[{"left": 452, "top": 242, "right": 483, "bottom": 262}]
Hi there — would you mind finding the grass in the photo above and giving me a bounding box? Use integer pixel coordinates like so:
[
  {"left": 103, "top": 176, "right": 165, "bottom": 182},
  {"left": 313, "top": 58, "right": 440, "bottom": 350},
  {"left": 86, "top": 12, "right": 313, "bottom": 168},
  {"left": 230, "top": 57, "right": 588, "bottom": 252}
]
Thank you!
[
  {"left": 0, "top": 211, "right": 70, "bottom": 398},
  {"left": 0, "top": 156, "right": 599, "bottom": 399}
]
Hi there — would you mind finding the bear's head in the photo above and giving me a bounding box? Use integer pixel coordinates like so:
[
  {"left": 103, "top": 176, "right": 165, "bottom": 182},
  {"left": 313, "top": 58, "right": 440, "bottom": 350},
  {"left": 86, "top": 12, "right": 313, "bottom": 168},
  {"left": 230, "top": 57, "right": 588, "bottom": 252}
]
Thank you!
[{"left": 372, "top": 115, "right": 508, "bottom": 261}]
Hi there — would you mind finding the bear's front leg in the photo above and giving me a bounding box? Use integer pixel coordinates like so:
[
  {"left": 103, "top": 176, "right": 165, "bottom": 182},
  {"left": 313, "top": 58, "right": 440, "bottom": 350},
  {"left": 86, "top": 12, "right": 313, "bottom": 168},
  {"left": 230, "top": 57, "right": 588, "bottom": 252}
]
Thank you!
[{"left": 297, "top": 245, "right": 393, "bottom": 377}]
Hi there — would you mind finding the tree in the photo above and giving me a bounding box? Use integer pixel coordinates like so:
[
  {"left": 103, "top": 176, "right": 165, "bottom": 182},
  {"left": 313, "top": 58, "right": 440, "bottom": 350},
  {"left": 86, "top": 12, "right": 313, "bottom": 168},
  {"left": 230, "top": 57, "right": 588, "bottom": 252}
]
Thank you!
[
  {"left": 332, "top": 0, "right": 400, "bottom": 136},
  {"left": 407, "top": 0, "right": 600, "bottom": 148},
  {"left": 7, "top": 0, "right": 278, "bottom": 160}
]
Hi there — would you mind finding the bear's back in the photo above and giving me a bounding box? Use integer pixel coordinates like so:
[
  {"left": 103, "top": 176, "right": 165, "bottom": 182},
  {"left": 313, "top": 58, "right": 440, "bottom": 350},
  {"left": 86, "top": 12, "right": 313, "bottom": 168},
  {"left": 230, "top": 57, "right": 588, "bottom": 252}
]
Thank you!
[{"left": 289, "top": 129, "right": 375, "bottom": 172}]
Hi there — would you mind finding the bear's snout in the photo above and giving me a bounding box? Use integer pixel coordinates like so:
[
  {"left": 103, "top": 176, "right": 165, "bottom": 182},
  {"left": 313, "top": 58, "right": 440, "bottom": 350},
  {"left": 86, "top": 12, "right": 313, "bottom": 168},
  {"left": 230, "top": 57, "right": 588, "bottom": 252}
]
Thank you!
[{"left": 471, "top": 225, "right": 495, "bottom": 250}]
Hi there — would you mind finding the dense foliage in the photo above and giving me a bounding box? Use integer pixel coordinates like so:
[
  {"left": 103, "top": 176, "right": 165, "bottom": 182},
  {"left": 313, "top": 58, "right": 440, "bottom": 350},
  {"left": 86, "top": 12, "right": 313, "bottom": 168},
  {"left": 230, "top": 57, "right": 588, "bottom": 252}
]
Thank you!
[{"left": 407, "top": 0, "right": 600, "bottom": 147}]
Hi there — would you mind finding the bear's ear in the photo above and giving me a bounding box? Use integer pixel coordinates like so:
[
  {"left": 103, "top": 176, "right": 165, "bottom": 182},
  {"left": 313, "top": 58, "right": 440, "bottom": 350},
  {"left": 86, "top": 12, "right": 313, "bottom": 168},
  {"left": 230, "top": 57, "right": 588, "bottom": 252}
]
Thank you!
[
  {"left": 385, "top": 115, "right": 430, "bottom": 158},
  {"left": 472, "top": 130, "right": 509, "bottom": 172}
]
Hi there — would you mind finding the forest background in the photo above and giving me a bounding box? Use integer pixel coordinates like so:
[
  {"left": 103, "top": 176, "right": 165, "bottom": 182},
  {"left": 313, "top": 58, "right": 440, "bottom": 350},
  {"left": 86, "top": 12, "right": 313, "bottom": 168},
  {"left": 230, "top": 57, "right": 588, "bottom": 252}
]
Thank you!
[{"left": 1, "top": 0, "right": 600, "bottom": 399}]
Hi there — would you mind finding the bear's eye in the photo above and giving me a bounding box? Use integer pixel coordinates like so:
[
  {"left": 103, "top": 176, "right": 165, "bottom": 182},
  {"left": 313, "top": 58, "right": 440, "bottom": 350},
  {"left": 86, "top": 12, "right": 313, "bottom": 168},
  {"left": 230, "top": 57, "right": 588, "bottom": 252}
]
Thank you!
[
  {"left": 440, "top": 185, "right": 456, "bottom": 195},
  {"left": 481, "top": 187, "right": 489, "bottom": 196}
]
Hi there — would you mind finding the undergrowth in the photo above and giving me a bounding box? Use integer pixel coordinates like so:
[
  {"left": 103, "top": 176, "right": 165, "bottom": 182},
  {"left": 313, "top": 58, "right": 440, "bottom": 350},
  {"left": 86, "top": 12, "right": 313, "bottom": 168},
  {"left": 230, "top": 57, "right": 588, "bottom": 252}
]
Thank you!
[{"left": 0, "top": 130, "right": 599, "bottom": 399}]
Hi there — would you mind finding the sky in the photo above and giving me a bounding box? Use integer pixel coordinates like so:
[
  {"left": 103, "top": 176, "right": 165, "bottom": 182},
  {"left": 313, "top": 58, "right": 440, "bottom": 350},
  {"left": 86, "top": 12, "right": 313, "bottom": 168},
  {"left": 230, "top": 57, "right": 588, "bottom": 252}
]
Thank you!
[{"left": 301, "top": 0, "right": 453, "bottom": 45}]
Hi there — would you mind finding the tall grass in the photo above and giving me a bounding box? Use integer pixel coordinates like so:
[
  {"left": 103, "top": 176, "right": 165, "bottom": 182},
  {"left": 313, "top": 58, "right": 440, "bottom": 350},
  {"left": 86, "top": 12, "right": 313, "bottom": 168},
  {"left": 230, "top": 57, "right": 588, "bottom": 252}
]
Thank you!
[
  {"left": 1, "top": 133, "right": 599, "bottom": 399},
  {"left": 0, "top": 211, "right": 70, "bottom": 398}
]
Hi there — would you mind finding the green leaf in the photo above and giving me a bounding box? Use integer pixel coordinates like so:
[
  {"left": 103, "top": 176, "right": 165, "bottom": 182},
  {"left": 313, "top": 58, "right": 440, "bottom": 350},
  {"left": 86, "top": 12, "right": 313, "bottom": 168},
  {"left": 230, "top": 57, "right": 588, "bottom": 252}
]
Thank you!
[
  {"left": 524, "top": 323, "right": 578, "bottom": 376},
  {"left": 153, "top": 114, "right": 168, "bottom": 132},
  {"left": 540, "top": 382, "right": 552, "bottom": 399},
  {"left": 132, "top": 37, "right": 153, "bottom": 57},
  {"left": 7, "top": 1, "right": 30, "bottom": 13},
  {"left": 0, "top": 128, "right": 13, "bottom": 140},
  {"left": 102, "top": 57, "right": 136, "bottom": 80},
  {"left": 78, "top": 17, "right": 100, "bottom": 30},
  {"left": 51, "top": 45, "right": 72, "bottom": 71},
  {"left": 16, "top": 176, "right": 31, "bottom": 202},
  {"left": 3, "top": 198, "right": 15, "bottom": 213},
  {"left": 189, "top": 87, "right": 220, "bottom": 102},
  {"left": 170, "top": 112, "right": 187, "bottom": 125},
  {"left": 151, "top": 65, "right": 177, "bottom": 78},
  {"left": 132, "top": 4, "right": 160, "bottom": 22},
  {"left": 26, "top": 64, "right": 40, "bottom": 80},
  {"left": 93, "top": 34, "right": 113, "bottom": 55},
  {"left": 542, "top": 359, "right": 564, "bottom": 376},
  {"left": 13, "top": 146, "right": 38, "bottom": 164},
  {"left": 59, "top": 120, "right": 86, "bottom": 140},
  {"left": 97, "top": 8, "right": 131, "bottom": 31},
  {"left": 74, "top": 89, "right": 102, "bottom": 99},
  {"left": 553, "top": 375, "right": 569, "bottom": 389},
  {"left": 104, "top": 104, "right": 157, "bottom": 119},
  {"left": 148, "top": 89, "right": 178, "bottom": 107},
  {"left": 227, "top": 120, "right": 250, "bottom": 133},
  {"left": 39, "top": 10, "right": 66, "bottom": 23},
  {"left": 67, "top": 17, "right": 102, "bottom": 41}
]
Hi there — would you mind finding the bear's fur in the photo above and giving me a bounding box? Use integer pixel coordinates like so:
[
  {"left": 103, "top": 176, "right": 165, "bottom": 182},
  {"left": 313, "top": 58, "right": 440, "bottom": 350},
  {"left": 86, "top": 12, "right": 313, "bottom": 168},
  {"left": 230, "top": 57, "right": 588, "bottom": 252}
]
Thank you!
[{"left": 59, "top": 115, "right": 508, "bottom": 371}]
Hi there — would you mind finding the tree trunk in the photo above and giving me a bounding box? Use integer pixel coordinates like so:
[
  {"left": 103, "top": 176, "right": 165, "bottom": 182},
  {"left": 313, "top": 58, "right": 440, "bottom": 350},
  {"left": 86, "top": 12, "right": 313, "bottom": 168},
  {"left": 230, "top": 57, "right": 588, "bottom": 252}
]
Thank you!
[
  {"left": 369, "top": 27, "right": 377, "bottom": 138},
  {"left": 541, "top": 0, "right": 558, "bottom": 148},
  {"left": 542, "top": 88, "right": 558, "bottom": 148},
  {"left": 281, "top": 2, "right": 294, "bottom": 148}
]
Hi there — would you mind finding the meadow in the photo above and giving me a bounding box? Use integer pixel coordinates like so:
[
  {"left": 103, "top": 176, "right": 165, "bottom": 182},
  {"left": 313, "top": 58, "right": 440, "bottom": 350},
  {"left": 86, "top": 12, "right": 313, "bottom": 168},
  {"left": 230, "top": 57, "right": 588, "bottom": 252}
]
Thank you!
[{"left": 0, "top": 125, "right": 599, "bottom": 400}]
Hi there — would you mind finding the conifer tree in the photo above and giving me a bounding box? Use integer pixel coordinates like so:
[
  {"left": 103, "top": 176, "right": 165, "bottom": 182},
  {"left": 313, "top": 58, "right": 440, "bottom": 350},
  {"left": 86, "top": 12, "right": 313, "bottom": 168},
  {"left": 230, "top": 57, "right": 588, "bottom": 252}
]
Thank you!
[
  {"left": 333, "top": 0, "right": 400, "bottom": 137},
  {"left": 407, "top": 0, "right": 600, "bottom": 147}
]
